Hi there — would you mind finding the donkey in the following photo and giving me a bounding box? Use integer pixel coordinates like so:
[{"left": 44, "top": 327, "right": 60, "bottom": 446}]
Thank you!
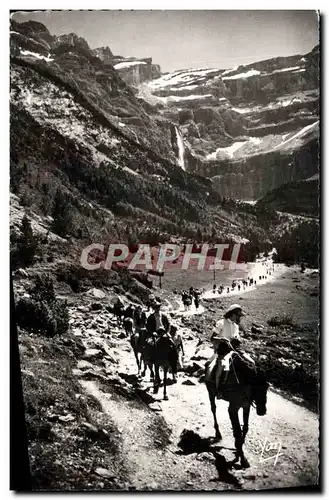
[
  {"left": 129, "top": 325, "right": 147, "bottom": 375},
  {"left": 141, "top": 331, "right": 178, "bottom": 400},
  {"left": 205, "top": 340, "right": 269, "bottom": 468}
]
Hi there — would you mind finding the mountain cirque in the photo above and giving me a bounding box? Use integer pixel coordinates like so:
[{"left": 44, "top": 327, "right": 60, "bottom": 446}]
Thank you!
[
  {"left": 10, "top": 20, "right": 319, "bottom": 202},
  {"left": 139, "top": 47, "right": 319, "bottom": 200}
]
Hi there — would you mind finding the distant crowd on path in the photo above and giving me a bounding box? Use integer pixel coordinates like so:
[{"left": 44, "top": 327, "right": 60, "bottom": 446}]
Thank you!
[
  {"left": 179, "top": 286, "right": 202, "bottom": 311},
  {"left": 211, "top": 262, "right": 275, "bottom": 295}
]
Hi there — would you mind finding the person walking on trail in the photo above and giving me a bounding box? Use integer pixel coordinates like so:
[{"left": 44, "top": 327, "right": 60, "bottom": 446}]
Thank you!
[
  {"left": 170, "top": 323, "right": 185, "bottom": 371},
  {"left": 193, "top": 289, "right": 201, "bottom": 309},
  {"left": 208, "top": 304, "right": 254, "bottom": 394},
  {"left": 146, "top": 300, "right": 170, "bottom": 336}
]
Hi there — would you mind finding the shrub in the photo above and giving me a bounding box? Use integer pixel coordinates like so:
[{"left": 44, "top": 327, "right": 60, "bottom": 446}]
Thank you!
[
  {"left": 10, "top": 214, "right": 39, "bottom": 269},
  {"left": 15, "top": 274, "right": 70, "bottom": 337},
  {"left": 51, "top": 189, "right": 74, "bottom": 237},
  {"left": 267, "top": 314, "right": 294, "bottom": 327},
  {"left": 30, "top": 274, "right": 56, "bottom": 304}
]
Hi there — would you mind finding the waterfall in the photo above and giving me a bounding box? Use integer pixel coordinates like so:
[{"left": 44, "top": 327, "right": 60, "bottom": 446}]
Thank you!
[{"left": 175, "top": 126, "right": 185, "bottom": 171}]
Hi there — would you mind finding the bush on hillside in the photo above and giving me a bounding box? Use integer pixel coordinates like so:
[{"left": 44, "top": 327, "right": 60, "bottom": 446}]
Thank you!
[
  {"left": 15, "top": 274, "right": 69, "bottom": 337},
  {"left": 267, "top": 314, "right": 294, "bottom": 327},
  {"left": 10, "top": 214, "right": 40, "bottom": 270},
  {"left": 51, "top": 188, "right": 74, "bottom": 237}
]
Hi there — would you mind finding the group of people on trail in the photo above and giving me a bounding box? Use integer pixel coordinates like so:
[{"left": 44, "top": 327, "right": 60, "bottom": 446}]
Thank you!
[
  {"left": 114, "top": 289, "right": 255, "bottom": 391},
  {"left": 113, "top": 295, "right": 185, "bottom": 371},
  {"left": 212, "top": 278, "right": 255, "bottom": 294},
  {"left": 113, "top": 272, "right": 264, "bottom": 403},
  {"left": 181, "top": 287, "right": 202, "bottom": 311},
  {"left": 112, "top": 272, "right": 270, "bottom": 463}
]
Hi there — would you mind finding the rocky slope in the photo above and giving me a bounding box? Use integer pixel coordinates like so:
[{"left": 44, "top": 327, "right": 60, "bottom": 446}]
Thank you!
[{"left": 140, "top": 46, "right": 319, "bottom": 200}]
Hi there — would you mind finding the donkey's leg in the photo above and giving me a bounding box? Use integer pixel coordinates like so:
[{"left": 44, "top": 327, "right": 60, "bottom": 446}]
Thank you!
[
  {"left": 228, "top": 404, "right": 250, "bottom": 468},
  {"left": 171, "top": 358, "right": 177, "bottom": 382},
  {"left": 238, "top": 404, "right": 251, "bottom": 468},
  {"left": 242, "top": 405, "right": 251, "bottom": 444},
  {"left": 207, "top": 382, "right": 222, "bottom": 440},
  {"left": 153, "top": 364, "right": 160, "bottom": 394},
  {"left": 149, "top": 363, "right": 155, "bottom": 380},
  {"left": 163, "top": 367, "right": 168, "bottom": 400},
  {"left": 133, "top": 348, "right": 140, "bottom": 374}
]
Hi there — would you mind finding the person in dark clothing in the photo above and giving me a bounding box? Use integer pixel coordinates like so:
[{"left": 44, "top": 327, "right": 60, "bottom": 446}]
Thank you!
[{"left": 146, "top": 301, "right": 170, "bottom": 335}]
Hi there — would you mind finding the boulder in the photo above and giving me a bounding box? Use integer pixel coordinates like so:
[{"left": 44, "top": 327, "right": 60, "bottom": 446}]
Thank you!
[
  {"left": 95, "top": 467, "right": 115, "bottom": 479},
  {"left": 148, "top": 402, "right": 162, "bottom": 412},
  {"left": 58, "top": 414, "right": 76, "bottom": 423},
  {"left": 196, "top": 452, "right": 215, "bottom": 463},
  {"left": 72, "top": 328, "right": 83, "bottom": 337},
  {"left": 83, "top": 348, "right": 103, "bottom": 361},
  {"left": 86, "top": 288, "right": 106, "bottom": 299},
  {"left": 77, "top": 360, "right": 94, "bottom": 370},
  {"left": 192, "top": 346, "right": 213, "bottom": 361}
]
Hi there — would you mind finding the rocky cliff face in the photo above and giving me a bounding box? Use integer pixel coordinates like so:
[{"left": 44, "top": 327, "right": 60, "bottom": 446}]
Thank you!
[
  {"left": 111, "top": 57, "right": 161, "bottom": 86},
  {"left": 10, "top": 19, "right": 179, "bottom": 163},
  {"left": 141, "top": 46, "right": 319, "bottom": 200}
]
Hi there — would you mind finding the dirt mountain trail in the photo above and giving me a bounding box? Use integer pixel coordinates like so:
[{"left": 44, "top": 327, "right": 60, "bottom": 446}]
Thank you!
[
  {"left": 64, "top": 258, "right": 318, "bottom": 491},
  {"left": 80, "top": 328, "right": 319, "bottom": 491}
]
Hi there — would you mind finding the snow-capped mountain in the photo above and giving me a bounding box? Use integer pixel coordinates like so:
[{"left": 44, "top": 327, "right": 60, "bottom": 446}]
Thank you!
[
  {"left": 137, "top": 46, "right": 319, "bottom": 199},
  {"left": 10, "top": 18, "right": 319, "bottom": 204}
]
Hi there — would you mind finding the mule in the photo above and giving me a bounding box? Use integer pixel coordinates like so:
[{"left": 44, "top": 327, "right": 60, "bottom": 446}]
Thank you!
[
  {"left": 183, "top": 295, "right": 192, "bottom": 311},
  {"left": 112, "top": 302, "right": 125, "bottom": 326},
  {"left": 141, "top": 332, "right": 178, "bottom": 400},
  {"left": 123, "top": 316, "right": 134, "bottom": 338},
  {"left": 130, "top": 327, "right": 147, "bottom": 375},
  {"left": 205, "top": 341, "right": 269, "bottom": 468}
]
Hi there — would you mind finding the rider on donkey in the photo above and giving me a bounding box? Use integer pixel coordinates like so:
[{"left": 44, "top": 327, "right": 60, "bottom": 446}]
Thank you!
[
  {"left": 146, "top": 299, "right": 170, "bottom": 337},
  {"left": 208, "top": 304, "right": 254, "bottom": 395}
]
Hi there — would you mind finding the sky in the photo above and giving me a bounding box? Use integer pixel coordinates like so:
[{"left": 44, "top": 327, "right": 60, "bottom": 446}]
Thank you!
[{"left": 11, "top": 10, "right": 319, "bottom": 72}]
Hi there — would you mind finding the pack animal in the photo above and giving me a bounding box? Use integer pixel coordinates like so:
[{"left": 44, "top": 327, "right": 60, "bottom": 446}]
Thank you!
[{"left": 205, "top": 340, "right": 269, "bottom": 468}]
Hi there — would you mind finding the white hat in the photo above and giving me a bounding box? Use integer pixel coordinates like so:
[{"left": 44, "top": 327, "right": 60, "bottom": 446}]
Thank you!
[{"left": 224, "top": 304, "right": 244, "bottom": 318}]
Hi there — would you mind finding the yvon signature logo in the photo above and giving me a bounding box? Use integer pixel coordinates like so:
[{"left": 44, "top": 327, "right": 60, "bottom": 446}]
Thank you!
[{"left": 255, "top": 437, "right": 284, "bottom": 466}]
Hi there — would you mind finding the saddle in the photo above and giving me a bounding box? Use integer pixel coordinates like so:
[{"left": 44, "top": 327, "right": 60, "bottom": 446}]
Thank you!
[
  {"left": 205, "top": 339, "right": 255, "bottom": 399},
  {"left": 206, "top": 351, "right": 234, "bottom": 398}
]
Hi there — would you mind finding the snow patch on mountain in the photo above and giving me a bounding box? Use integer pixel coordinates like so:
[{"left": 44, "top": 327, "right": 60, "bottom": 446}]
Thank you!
[
  {"left": 20, "top": 49, "right": 54, "bottom": 62},
  {"left": 222, "top": 69, "right": 261, "bottom": 80},
  {"left": 165, "top": 94, "right": 213, "bottom": 103},
  {"left": 221, "top": 66, "right": 238, "bottom": 76},
  {"left": 272, "top": 66, "right": 301, "bottom": 74},
  {"left": 271, "top": 121, "right": 319, "bottom": 150},
  {"left": 148, "top": 68, "right": 220, "bottom": 90},
  {"left": 206, "top": 141, "right": 247, "bottom": 159},
  {"left": 114, "top": 60, "right": 147, "bottom": 69}
]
